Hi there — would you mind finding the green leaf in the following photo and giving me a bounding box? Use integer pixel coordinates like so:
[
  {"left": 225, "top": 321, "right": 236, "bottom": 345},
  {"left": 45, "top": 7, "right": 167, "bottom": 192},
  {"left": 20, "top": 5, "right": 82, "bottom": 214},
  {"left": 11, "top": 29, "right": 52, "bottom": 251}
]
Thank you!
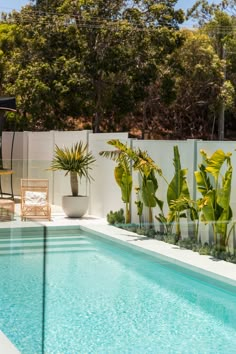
[
  {"left": 142, "top": 177, "right": 157, "bottom": 208},
  {"left": 194, "top": 164, "right": 212, "bottom": 196},
  {"left": 200, "top": 190, "right": 216, "bottom": 223},
  {"left": 167, "top": 146, "right": 190, "bottom": 207},
  {"left": 203, "top": 149, "right": 232, "bottom": 179},
  {"left": 120, "top": 173, "right": 132, "bottom": 203}
]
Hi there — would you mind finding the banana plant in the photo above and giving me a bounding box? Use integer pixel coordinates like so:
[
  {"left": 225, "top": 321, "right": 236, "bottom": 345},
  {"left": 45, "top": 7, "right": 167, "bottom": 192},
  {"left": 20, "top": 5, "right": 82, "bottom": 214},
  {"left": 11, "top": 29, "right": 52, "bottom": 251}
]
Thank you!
[
  {"left": 155, "top": 201, "right": 173, "bottom": 235},
  {"left": 133, "top": 150, "right": 160, "bottom": 226},
  {"left": 130, "top": 147, "right": 164, "bottom": 227},
  {"left": 135, "top": 187, "right": 143, "bottom": 228},
  {"left": 99, "top": 140, "right": 133, "bottom": 224},
  {"left": 195, "top": 149, "right": 233, "bottom": 250},
  {"left": 155, "top": 146, "right": 193, "bottom": 240},
  {"left": 100, "top": 139, "right": 163, "bottom": 226},
  {"left": 166, "top": 146, "right": 191, "bottom": 240}
]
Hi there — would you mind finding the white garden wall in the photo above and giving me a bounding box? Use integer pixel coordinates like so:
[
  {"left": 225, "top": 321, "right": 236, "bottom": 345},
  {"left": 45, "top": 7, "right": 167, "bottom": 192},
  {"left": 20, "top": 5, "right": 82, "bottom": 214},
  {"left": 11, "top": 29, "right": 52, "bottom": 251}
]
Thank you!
[
  {"left": 2, "top": 132, "right": 24, "bottom": 197},
  {"left": 3, "top": 131, "right": 236, "bottom": 241}
]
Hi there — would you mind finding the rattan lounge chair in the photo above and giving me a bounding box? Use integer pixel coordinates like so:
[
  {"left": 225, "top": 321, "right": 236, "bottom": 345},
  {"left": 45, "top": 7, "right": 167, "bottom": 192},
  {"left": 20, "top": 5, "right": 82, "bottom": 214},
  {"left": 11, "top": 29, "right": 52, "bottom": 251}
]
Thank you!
[{"left": 21, "top": 179, "right": 51, "bottom": 221}]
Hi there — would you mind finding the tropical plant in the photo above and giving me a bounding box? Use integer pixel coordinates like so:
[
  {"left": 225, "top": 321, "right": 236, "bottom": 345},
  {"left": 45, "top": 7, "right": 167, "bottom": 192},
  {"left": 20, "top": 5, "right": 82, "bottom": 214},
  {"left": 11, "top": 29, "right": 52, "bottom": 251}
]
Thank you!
[
  {"left": 49, "top": 142, "right": 96, "bottom": 196},
  {"left": 100, "top": 139, "right": 163, "bottom": 226},
  {"left": 133, "top": 149, "right": 161, "bottom": 227},
  {"left": 195, "top": 149, "right": 233, "bottom": 250},
  {"left": 155, "top": 146, "right": 194, "bottom": 241},
  {"left": 99, "top": 140, "right": 133, "bottom": 224},
  {"left": 167, "top": 146, "right": 191, "bottom": 240},
  {"left": 135, "top": 187, "right": 143, "bottom": 228},
  {"left": 107, "top": 209, "right": 125, "bottom": 225}
]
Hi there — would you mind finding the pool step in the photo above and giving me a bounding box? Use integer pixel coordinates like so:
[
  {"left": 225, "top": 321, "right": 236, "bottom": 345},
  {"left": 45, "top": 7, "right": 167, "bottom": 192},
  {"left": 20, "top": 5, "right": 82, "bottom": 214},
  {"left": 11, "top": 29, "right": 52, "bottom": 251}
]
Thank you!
[{"left": 0, "top": 234, "right": 94, "bottom": 255}]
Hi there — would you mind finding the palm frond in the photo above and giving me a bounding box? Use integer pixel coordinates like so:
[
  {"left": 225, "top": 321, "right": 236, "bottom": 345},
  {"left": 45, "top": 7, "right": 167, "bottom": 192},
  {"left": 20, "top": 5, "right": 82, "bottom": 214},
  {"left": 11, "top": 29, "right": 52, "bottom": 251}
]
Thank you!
[{"left": 49, "top": 142, "right": 96, "bottom": 181}]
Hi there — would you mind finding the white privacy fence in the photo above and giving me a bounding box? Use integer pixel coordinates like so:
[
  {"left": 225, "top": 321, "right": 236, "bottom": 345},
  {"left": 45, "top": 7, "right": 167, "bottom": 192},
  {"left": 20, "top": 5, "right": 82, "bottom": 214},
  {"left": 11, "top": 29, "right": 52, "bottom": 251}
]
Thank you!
[{"left": 2, "top": 131, "right": 236, "bottom": 227}]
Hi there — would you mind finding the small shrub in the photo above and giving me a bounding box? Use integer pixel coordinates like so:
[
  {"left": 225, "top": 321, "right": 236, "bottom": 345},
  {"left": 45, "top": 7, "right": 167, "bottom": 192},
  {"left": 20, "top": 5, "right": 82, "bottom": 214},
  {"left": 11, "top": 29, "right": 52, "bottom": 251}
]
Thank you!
[
  {"left": 136, "top": 227, "right": 146, "bottom": 235},
  {"left": 191, "top": 243, "right": 201, "bottom": 252},
  {"left": 198, "top": 243, "right": 211, "bottom": 255},
  {"left": 178, "top": 238, "right": 194, "bottom": 250},
  {"left": 146, "top": 228, "right": 156, "bottom": 238},
  {"left": 164, "top": 233, "right": 178, "bottom": 244},
  {"left": 226, "top": 254, "right": 236, "bottom": 263},
  {"left": 155, "top": 232, "right": 164, "bottom": 241},
  {"left": 107, "top": 209, "right": 125, "bottom": 225},
  {"left": 218, "top": 251, "right": 229, "bottom": 261}
]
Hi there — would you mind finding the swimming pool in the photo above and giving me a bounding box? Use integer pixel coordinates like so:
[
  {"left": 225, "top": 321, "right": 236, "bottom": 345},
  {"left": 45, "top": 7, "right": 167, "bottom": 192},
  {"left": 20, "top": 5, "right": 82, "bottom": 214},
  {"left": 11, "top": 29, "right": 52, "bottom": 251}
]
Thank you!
[{"left": 0, "top": 228, "right": 236, "bottom": 353}]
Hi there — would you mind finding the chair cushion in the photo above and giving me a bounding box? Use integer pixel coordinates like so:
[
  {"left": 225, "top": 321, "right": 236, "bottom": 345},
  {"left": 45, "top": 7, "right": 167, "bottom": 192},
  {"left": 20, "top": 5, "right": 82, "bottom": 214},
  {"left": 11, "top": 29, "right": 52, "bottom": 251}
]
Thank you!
[{"left": 25, "top": 191, "right": 47, "bottom": 206}]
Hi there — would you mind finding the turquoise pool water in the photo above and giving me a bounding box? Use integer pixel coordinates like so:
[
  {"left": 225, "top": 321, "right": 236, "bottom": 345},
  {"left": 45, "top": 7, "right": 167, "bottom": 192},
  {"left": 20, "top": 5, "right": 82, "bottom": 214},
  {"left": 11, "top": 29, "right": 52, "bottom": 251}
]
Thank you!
[{"left": 0, "top": 229, "right": 236, "bottom": 353}]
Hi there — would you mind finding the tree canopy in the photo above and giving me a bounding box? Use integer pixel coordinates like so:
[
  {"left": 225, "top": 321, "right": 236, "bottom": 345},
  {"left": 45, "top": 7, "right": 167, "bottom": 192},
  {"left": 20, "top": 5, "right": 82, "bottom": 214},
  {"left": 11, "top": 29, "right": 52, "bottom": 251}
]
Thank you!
[{"left": 0, "top": 0, "right": 236, "bottom": 140}]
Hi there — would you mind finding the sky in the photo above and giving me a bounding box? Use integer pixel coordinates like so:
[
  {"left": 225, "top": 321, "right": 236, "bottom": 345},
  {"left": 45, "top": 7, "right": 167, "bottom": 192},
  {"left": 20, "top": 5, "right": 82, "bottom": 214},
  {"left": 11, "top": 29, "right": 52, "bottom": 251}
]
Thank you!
[
  {"left": 0, "top": 0, "right": 223, "bottom": 13},
  {"left": 0, "top": 0, "right": 223, "bottom": 24},
  {"left": 177, "top": 0, "right": 221, "bottom": 11},
  {"left": 0, "top": 0, "right": 30, "bottom": 13}
]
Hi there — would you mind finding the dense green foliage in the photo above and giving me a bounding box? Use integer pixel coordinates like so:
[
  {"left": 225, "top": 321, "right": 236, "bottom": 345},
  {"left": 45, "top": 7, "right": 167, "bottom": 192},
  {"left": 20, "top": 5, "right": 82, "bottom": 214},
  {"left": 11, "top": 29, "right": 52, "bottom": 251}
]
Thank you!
[
  {"left": 107, "top": 208, "right": 125, "bottom": 225},
  {"left": 103, "top": 139, "right": 236, "bottom": 257},
  {"left": 1, "top": 1, "right": 236, "bottom": 139},
  {"left": 195, "top": 149, "right": 233, "bottom": 248}
]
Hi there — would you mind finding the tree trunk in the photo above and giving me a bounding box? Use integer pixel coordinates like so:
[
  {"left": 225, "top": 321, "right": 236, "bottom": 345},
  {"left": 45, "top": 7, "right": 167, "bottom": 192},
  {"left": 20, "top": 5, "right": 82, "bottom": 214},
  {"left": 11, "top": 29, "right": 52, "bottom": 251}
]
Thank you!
[
  {"left": 125, "top": 203, "right": 131, "bottom": 224},
  {"left": 70, "top": 171, "right": 78, "bottom": 196},
  {"left": 142, "top": 101, "right": 147, "bottom": 140},
  {"left": 93, "top": 78, "right": 102, "bottom": 133},
  {"left": 218, "top": 100, "right": 225, "bottom": 140},
  {"left": 148, "top": 207, "right": 153, "bottom": 228},
  {"left": 218, "top": 45, "right": 226, "bottom": 141}
]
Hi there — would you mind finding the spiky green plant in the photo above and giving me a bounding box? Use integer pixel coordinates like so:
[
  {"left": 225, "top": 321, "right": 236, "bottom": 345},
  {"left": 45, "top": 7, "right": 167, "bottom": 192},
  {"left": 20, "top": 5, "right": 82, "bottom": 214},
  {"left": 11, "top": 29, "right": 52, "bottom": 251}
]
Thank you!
[{"left": 49, "top": 142, "right": 96, "bottom": 196}]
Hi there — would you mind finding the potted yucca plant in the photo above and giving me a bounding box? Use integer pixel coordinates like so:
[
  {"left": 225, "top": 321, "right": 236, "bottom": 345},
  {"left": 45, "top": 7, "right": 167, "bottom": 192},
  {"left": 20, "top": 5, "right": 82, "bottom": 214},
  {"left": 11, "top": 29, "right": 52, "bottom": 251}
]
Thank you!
[{"left": 49, "top": 142, "right": 96, "bottom": 217}]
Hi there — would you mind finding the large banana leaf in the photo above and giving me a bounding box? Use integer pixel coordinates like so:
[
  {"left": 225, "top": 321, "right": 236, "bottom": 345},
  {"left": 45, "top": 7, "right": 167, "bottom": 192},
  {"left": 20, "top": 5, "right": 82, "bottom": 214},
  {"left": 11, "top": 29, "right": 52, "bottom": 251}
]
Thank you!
[
  {"left": 200, "top": 190, "right": 216, "bottom": 223},
  {"left": 167, "top": 146, "right": 190, "bottom": 208},
  {"left": 215, "top": 166, "right": 233, "bottom": 236},
  {"left": 189, "top": 206, "right": 199, "bottom": 221},
  {"left": 114, "top": 164, "right": 123, "bottom": 187},
  {"left": 216, "top": 207, "right": 233, "bottom": 236},
  {"left": 120, "top": 174, "right": 133, "bottom": 204},
  {"left": 217, "top": 166, "right": 232, "bottom": 211},
  {"left": 155, "top": 196, "right": 164, "bottom": 211},
  {"left": 142, "top": 173, "right": 158, "bottom": 208},
  {"left": 196, "top": 149, "right": 233, "bottom": 245},
  {"left": 194, "top": 164, "right": 212, "bottom": 196},
  {"left": 114, "top": 165, "right": 132, "bottom": 203},
  {"left": 203, "top": 149, "right": 232, "bottom": 179},
  {"left": 166, "top": 209, "right": 176, "bottom": 224}
]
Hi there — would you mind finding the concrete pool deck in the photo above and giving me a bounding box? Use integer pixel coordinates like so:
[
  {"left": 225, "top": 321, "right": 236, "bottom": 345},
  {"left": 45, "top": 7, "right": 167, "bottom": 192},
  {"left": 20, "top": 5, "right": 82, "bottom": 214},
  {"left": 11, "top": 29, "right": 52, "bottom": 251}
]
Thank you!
[{"left": 0, "top": 331, "right": 20, "bottom": 354}]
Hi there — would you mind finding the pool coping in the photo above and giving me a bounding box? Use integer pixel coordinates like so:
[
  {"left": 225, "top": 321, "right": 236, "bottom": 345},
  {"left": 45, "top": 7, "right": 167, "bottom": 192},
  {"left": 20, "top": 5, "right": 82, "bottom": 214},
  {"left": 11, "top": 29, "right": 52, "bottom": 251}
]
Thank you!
[{"left": 0, "top": 331, "right": 20, "bottom": 354}]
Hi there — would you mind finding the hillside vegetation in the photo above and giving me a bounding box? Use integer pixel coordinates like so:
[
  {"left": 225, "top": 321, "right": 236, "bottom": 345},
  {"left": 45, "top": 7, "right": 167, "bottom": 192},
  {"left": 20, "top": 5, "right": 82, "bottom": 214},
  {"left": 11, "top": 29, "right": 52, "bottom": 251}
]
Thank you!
[{"left": 1, "top": 0, "right": 236, "bottom": 140}]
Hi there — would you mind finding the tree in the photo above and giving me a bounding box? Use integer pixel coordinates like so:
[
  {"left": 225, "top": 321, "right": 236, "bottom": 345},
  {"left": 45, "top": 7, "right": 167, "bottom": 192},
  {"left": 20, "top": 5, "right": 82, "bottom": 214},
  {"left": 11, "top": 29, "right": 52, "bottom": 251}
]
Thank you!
[
  {"left": 188, "top": 1, "right": 236, "bottom": 140},
  {"left": 0, "top": 0, "right": 184, "bottom": 133},
  {"left": 1, "top": 7, "right": 89, "bottom": 130},
  {"left": 169, "top": 29, "right": 225, "bottom": 139}
]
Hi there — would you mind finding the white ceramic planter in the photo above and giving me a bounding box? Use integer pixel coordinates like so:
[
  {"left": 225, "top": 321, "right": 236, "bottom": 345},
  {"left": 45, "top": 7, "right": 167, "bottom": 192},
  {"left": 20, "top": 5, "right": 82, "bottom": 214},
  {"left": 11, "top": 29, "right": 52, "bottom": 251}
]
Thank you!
[{"left": 62, "top": 195, "right": 89, "bottom": 218}]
